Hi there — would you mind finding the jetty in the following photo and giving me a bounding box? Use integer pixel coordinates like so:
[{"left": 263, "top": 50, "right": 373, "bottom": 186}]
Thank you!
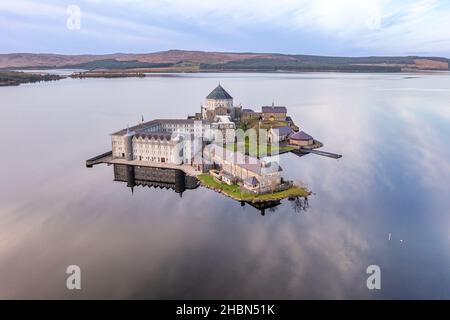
[
  {"left": 292, "top": 147, "right": 342, "bottom": 159},
  {"left": 86, "top": 151, "right": 202, "bottom": 176}
]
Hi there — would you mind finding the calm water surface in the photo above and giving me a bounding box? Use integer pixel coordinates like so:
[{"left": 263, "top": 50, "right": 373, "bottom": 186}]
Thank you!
[{"left": 0, "top": 73, "right": 449, "bottom": 299}]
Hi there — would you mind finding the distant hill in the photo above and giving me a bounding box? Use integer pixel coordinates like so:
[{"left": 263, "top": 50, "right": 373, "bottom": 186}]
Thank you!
[{"left": 0, "top": 50, "right": 448, "bottom": 73}]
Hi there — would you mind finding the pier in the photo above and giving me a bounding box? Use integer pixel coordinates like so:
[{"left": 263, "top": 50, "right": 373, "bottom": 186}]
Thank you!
[
  {"left": 291, "top": 148, "right": 342, "bottom": 159},
  {"left": 86, "top": 151, "right": 202, "bottom": 176},
  {"left": 86, "top": 151, "right": 113, "bottom": 167}
]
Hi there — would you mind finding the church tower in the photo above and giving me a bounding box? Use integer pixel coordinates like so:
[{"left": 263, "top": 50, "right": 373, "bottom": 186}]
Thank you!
[{"left": 201, "top": 84, "right": 234, "bottom": 122}]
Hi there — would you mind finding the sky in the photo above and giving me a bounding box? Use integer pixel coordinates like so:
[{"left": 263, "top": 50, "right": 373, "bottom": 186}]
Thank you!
[{"left": 0, "top": 0, "right": 450, "bottom": 57}]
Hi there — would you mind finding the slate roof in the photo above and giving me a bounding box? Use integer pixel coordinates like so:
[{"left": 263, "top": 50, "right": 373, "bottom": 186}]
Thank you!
[
  {"left": 134, "top": 132, "right": 173, "bottom": 140},
  {"left": 111, "top": 119, "right": 210, "bottom": 135},
  {"left": 206, "top": 84, "right": 233, "bottom": 100},
  {"left": 260, "top": 162, "right": 283, "bottom": 175},
  {"left": 215, "top": 115, "right": 233, "bottom": 123},
  {"left": 290, "top": 131, "right": 314, "bottom": 141},
  {"left": 261, "top": 106, "right": 287, "bottom": 113},
  {"left": 111, "top": 120, "right": 159, "bottom": 136},
  {"left": 245, "top": 176, "right": 259, "bottom": 186},
  {"left": 157, "top": 119, "right": 210, "bottom": 125},
  {"left": 205, "top": 144, "right": 282, "bottom": 175},
  {"left": 222, "top": 172, "right": 235, "bottom": 181},
  {"left": 272, "top": 126, "right": 293, "bottom": 136}
]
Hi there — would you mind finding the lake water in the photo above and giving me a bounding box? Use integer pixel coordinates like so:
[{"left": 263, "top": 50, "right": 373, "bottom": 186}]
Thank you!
[{"left": 0, "top": 73, "right": 449, "bottom": 299}]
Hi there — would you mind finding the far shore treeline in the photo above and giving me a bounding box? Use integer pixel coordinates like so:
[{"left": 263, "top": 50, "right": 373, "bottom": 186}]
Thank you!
[
  {"left": 0, "top": 50, "right": 448, "bottom": 73},
  {"left": 1, "top": 50, "right": 449, "bottom": 86}
]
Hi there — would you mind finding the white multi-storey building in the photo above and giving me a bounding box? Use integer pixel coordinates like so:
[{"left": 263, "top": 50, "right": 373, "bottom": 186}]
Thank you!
[
  {"left": 111, "top": 119, "right": 210, "bottom": 165},
  {"left": 111, "top": 85, "right": 241, "bottom": 166}
]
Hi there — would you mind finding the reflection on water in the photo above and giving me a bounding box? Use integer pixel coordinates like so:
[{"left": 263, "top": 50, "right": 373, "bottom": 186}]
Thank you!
[
  {"left": 112, "top": 164, "right": 199, "bottom": 196},
  {"left": 0, "top": 73, "right": 449, "bottom": 299},
  {"left": 110, "top": 164, "right": 290, "bottom": 215}
]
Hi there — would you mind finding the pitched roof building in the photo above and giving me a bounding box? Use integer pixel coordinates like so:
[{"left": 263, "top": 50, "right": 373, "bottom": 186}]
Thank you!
[
  {"left": 261, "top": 105, "right": 287, "bottom": 121},
  {"left": 289, "top": 131, "right": 314, "bottom": 146},
  {"left": 268, "top": 125, "right": 294, "bottom": 142},
  {"left": 261, "top": 106, "right": 287, "bottom": 113},
  {"left": 202, "top": 84, "right": 239, "bottom": 122},
  {"left": 206, "top": 84, "right": 233, "bottom": 100},
  {"left": 290, "top": 131, "right": 313, "bottom": 141}
]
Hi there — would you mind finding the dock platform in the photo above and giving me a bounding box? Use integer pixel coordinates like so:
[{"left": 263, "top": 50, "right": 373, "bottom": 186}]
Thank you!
[
  {"left": 291, "top": 148, "right": 342, "bottom": 159},
  {"left": 86, "top": 151, "right": 202, "bottom": 176},
  {"left": 86, "top": 151, "right": 113, "bottom": 167}
]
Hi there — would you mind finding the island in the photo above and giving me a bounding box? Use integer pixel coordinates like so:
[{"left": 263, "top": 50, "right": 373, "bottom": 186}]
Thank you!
[
  {"left": 0, "top": 71, "right": 64, "bottom": 86},
  {"left": 87, "top": 84, "right": 341, "bottom": 204},
  {"left": 70, "top": 71, "right": 146, "bottom": 79}
]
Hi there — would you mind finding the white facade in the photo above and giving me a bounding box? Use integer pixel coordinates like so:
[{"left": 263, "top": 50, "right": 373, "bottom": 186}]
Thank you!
[
  {"left": 203, "top": 144, "right": 282, "bottom": 188},
  {"left": 211, "top": 115, "right": 236, "bottom": 144},
  {"left": 201, "top": 98, "right": 233, "bottom": 119},
  {"left": 268, "top": 126, "right": 293, "bottom": 143},
  {"left": 112, "top": 134, "right": 127, "bottom": 158},
  {"left": 131, "top": 135, "right": 181, "bottom": 164},
  {"left": 111, "top": 119, "right": 211, "bottom": 166}
]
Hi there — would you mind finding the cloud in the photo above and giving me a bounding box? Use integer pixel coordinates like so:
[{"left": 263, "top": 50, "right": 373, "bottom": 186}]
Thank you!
[
  {"left": 0, "top": 0, "right": 450, "bottom": 55},
  {"left": 0, "top": 0, "right": 206, "bottom": 53},
  {"left": 85, "top": 0, "right": 386, "bottom": 34},
  {"left": 356, "top": 0, "right": 450, "bottom": 55}
]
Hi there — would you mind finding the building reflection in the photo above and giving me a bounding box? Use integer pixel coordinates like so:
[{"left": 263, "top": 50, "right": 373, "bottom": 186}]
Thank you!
[
  {"left": 113, "top": 164, "right": 199, "bottom": 197},
  {"left": 112, "top": 164, "right": 307, "bottom": 216},
  {"left": 242, "top": 200, "right": 281, "bottom": 216}
]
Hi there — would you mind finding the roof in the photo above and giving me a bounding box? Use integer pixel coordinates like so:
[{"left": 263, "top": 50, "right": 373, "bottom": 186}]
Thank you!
[
  {"left": 245, "top": 176, "right": 259, "bottom": 186},
  {"left": 215, "top": 115, "right": 233, "bottom": 123},
  {"left": 242, "top": 108, "right": 255, "bottom": 113},
  {"left": 262, "top": 106, "right": 287, "bottom": 113},
  {"left": 111, "top": 120, "right": 159, "bottom": 136},
  {"left": 111, "top": 118, "right": 210, "bottom": 135},
  {"left": 290, "top": 131, "right": 314, "bottom": 141},
  {"left": 134, "top": 132, "right": 173, "bottom": 141},
  {"left": 157, "top": 119, "right": 210, "bottom": 125},
  {"left": 260, "top": 162, "right": 283, "bottom": 175},
  {"left": 222, "top": 172, "right": 235, "bottom": 180},
  {"left": 206, "top": 84, "right": 233, "bottom": 100},
  {"left": 205, "top": 144, "right": 282, "bottom": 176},
  {"left": 271, "top": 126, "right": 293, "bottom": 136}
]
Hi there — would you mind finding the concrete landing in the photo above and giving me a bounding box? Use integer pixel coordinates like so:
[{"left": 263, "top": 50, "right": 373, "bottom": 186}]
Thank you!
[
  {"left": 86, "top": 151, "right": 202, "bottom": 176},
  {"left": 292, "top": 148, "right": 342, "bottom": 159}
]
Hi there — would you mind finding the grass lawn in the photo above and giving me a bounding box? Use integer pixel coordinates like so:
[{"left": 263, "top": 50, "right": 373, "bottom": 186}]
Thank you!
[
  {"left": 197, "top": 174, "right": 309, "bottom": 202},
  {"left": 259, "top": 120, "right": 289, "bottom": 129},
  {"left": 234, "top": 119, "right": 296, "bottom": 157},
  {"left": 225, "top": 140, "right": 295, "bottom": 157},
  {"left": 239, "top": 119, "right": 289, "bottom": 131}
]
